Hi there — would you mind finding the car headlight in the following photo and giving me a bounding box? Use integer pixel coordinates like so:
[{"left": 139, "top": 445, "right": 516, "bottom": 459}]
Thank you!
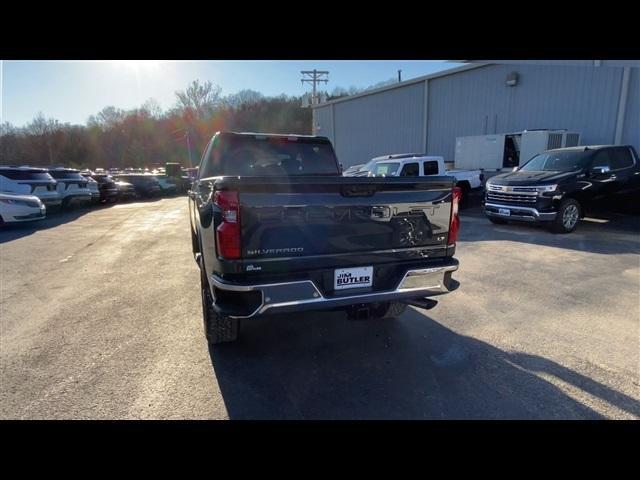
[
  {"left": 0, "top": 198, "right": 38, "bottom": 207},
  {"left": 536, "top": 184, "right": 558, "bottom": 194}
]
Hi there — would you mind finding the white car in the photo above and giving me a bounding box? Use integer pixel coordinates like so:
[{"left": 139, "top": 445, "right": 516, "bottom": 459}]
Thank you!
[
  {"left": 346, "top": 153, "right": 485, "bottom": 192},
  {"left": 0, "top": 192, "right": 46, "bottom": 225},
  {"left": 48, "top": 168, "right": 93, "bottom": 208},
  {"left": 0, "top": 166, "right": 62, "bottom": 207},
  {"left": 81, "top": 171, "right": 101, "bottom": 203}
]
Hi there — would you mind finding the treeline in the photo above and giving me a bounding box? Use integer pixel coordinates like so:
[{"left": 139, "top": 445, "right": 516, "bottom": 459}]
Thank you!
[{"left": 0, "top": 80, "right": 312, "bottom": 170}]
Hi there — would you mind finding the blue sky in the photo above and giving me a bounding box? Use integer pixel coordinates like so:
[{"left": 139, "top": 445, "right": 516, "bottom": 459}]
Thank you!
[{"left": 1, "top": 60, "right": 463, "bottom": 127}]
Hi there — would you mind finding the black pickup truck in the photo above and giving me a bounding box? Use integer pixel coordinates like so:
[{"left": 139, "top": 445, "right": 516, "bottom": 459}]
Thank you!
[
  {"left": 188, "top": 132, "right": 461, "bottom": 344},
  {"left": 485, "top": 145, "right": 640, "bottom": 233}
]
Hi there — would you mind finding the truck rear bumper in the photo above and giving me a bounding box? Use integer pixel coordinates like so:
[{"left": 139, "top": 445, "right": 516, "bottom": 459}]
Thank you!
[
  {"left": 209, "top": 260, "right": 459, "bottom": 319},
  {"left": 484, "top": 202, "right": 557, "bottom": 222}
]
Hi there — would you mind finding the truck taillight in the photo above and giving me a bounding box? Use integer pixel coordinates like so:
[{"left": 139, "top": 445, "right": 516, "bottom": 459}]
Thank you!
[
  {"left": 449, "top": 187, "right": 461, "bottom": 244},
  {"left": 214, "top": 190, "right": 241, "bottom": 259}
]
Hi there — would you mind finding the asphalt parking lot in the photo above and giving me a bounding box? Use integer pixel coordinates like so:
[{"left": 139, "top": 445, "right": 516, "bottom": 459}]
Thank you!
[{"left": 1, "top": 196, "right": 638, "bottom": 419}]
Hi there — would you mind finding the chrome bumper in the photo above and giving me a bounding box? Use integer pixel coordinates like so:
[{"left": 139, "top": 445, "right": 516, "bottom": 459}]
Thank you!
[
  {"left": 484, "top": 202, "right": 557, "bottom": 222},
  {"left": 209, "top": 263, "right": 459, "bottom": 319}
]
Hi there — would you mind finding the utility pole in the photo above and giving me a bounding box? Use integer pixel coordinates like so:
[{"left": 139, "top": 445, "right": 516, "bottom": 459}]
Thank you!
[
  {"left": 185, "top": 130, "right": 193, "bottom": 167},
  {"left": 300, "top": 69, "right": 329, "bottom": 106},
  {"left": 172, "top": 127, "right": 194, "bottom": 167}
]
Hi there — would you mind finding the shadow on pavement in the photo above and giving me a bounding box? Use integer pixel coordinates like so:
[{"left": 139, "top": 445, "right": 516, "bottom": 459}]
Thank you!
[
  {"left": 460, "top": 205, "right": 640, "bottom": 255},
  {"left": 208, "top": 308, "right": 640, "bottom": 419},
  {"left": 0, "top": 196, "right": 164, "bottom": 244}
]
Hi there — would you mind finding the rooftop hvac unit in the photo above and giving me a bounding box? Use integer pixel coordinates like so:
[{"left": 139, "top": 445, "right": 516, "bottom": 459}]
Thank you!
[{"left": 454, "top": 129, "right": 581, "bottom": 171}]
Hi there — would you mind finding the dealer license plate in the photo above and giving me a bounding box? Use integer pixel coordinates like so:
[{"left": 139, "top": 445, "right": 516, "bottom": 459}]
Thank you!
[{"left": 334, "top": 266, "right": 373, "bottom": 290}]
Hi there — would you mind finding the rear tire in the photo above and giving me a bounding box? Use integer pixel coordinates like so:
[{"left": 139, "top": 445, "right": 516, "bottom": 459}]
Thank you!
[
  {"left": 488, "top": 217, "right": 507, "bottom": 225},
  {"left": 550, "top": 198, "right": 580, "bottom": 234},
  {"left": 200, "top": 256, "right": 239, "bottom": 345}
]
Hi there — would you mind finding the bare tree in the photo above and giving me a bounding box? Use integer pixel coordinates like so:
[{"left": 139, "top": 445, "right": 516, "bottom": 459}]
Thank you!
[
  {"left": 174, "top": 80, "right": 222, "bottom": 119},
  {"left": 26, "top": 112, "right": 61, "bottom": 165},
  {"left": 224, "top": 89, "right": 264, "bottom": 109},
  {"left": 141, "top": 98, "right": 163, "bottom": 119}
]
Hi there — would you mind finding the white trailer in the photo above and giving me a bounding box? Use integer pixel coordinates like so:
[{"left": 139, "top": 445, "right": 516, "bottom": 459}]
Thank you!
[{"left": 454, "top": 130, "right": 581, "bottom": 172}]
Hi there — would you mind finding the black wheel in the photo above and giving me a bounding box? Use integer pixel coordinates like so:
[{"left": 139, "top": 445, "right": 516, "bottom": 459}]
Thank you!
[
  {"left": 371, "top": 301, "right": 408, "bottom": 319},
  {"left": 200, "top": 257, "right": 239, "bottom": 345},
  {"left": 550, "top": 198, "right": 581, "bottom": 234},
  {"left": 488, "top": 217, "right": 507, "bottom": 225}
]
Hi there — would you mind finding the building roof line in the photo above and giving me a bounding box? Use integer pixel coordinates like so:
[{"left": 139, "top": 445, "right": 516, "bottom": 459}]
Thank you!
[{"left": 311, "top": 63, "right": 487, "bottom": 108}]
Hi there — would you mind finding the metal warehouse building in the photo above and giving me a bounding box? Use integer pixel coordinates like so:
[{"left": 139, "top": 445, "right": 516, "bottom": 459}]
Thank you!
[{"left": 312, "top": 60, "right": 640, "bottom": 168}]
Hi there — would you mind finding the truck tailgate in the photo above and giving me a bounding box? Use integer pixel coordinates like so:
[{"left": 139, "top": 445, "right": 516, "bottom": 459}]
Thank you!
[{"left": 217, "top": 176, "right": 455, "bottom": 260}]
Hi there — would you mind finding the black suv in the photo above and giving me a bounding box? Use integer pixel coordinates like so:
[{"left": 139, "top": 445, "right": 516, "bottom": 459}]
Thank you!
[
  {"left": 484, "top": 145, "right": 640, "bottom": 233},
  {"left": 90, "top": 174, "right": 119, "bottom": 203},
  {"left": 113, "top": 174, "right": 161, "bottom": 198}
]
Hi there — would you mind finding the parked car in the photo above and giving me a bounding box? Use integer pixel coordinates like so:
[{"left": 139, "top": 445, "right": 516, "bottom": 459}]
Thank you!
[
  {"left": 345, "top": 154, "right": 484, "bottom": 207},
  {"left": 114, "top": 174, "right": 162, "bottom": 198},
  {"left": 155, "top": 175, "right": 178, "bottom": 195},
  {"left": 189, "top": 132, "right": 461, "bottom": 344},
  {"left": 342, "top": 162, "right": 375, "bottom": 176},
  {"left": 0, "top": 192, "right": 46, "bottom": 225},
  {"left": 0, "top": 166, "right": 61, "bottom": 208},
  {"left": 81, "top": 172, "right": 101, "bottom": 204},
  {"left": 48, "top": 168, "right": 93, "bottom": 208},
  {"left": 484, "top": 145, "right": 640, "bottom": 233},
  {"left": 114, "top": 179, "right": 137, "bottom": 201},
  {"left": 90, "top": 174, "right": 119, "bottom": 203}
]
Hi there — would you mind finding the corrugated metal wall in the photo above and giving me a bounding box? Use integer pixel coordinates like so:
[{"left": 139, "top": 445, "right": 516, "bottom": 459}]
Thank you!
[
  {"left": 622, "top": 67, "right": 639, "bottom": 149},
  {"left": 427, "top": 64, "right": 625, "bottom": 161},
  {"left": 315, "top": 63, "right": 639, "bottom": 168},
  {"left": 331, "top": 83, "right": 424, "bottom": 167},
  {"left": 313, "top": 105, "right": 333, "bottom": 144}
]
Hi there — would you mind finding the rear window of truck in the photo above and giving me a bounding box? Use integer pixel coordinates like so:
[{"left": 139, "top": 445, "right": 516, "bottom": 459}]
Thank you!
[{"left": 201, "top": 135, "right": 339, "bottom": 177}]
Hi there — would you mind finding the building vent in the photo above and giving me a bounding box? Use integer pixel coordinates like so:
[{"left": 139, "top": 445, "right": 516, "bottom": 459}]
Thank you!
[
  {"left": 547, "top": 133, "right": 563, "bottom": 150},
  {"left": 565, "top": 133, "right": 580, "bottom": 147}
]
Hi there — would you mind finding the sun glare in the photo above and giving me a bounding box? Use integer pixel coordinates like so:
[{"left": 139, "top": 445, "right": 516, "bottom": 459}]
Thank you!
[{"left": 109, "top": 60, "right": 162, "bottom": 73}]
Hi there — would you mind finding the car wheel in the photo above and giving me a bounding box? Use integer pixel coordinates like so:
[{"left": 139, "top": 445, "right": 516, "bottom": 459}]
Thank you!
[
  {"left": 371, "top": 301, "right": 407, "bottom": 319},
  {"left": 488, "top": 217, "right": 508, "bottom": 225},
  {"left": 200, "top": 256, "right": 239, "bottom": 345},
  {"left": 551, "top": 198, "right": 581, "bottom": 234}
]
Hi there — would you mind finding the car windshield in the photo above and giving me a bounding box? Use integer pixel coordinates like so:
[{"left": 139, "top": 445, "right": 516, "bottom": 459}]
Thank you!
[
  {"left": 520, "top": 150, "right": 592, "bottom": 172},
  {"left": 370, "top": 162, "right": 400, "bottom": 176}
]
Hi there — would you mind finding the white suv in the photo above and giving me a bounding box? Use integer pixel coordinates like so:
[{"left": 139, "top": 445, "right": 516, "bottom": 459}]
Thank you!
[
  {"left": 0, "top": 192, "right": 46, "bottom": 224},
  {"left": 0, "top": 166, "right": 62, "bottom": 207},
  {"left": 48, "top": 168, "right": 93, "bottom": 208}
]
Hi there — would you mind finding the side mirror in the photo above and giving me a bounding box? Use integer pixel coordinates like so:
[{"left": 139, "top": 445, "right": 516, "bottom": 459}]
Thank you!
[
  {"left": 512, "top": 166, "right": 519, "bottom": 172},
  {"left": 590, "top": 165, "right": 610, "bottom": 175}
]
